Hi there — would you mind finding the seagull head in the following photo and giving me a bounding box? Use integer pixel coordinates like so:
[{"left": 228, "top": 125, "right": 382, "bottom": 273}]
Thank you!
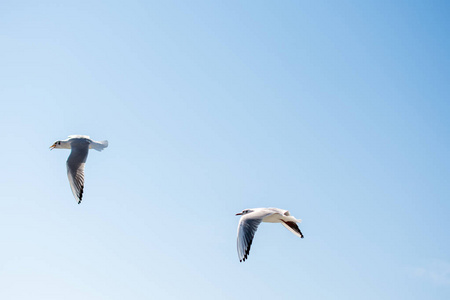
[
  {"left": 49, "top": 140, "right": 69, "bottom": 150},
  {"left": 236, "top": 209, "right": 253, "bottom": 216}
]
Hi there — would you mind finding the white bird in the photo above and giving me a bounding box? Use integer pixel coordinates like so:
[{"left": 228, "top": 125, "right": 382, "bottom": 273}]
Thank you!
[
  {"left": 236, "top": 207, "right": 304, "bottom": 262},
  {"left": 50, "top": 135, "right": 108, "bottom": 204}
]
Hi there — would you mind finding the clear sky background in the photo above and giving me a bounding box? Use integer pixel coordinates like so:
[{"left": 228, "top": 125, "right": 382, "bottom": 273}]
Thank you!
[{"left": 1, "top": 1, "right": 449, "bottom": 299}]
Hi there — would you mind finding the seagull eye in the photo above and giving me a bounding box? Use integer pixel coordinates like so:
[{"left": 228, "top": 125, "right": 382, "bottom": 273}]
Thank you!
[{"left": 57, "top": 142, "right": 60, "bottom": 145}]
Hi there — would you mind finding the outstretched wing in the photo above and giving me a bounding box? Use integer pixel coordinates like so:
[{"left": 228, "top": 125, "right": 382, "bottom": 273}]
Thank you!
[
  {"left": 68, "top": 135, "right": 90, "bottom": 139},
  {"left": 66, "top": 141, "right": 89, "bottom": 204},
  {"left": 237, "top": 210, "right": 272, "bottom": 262},
  {"left": 281, "top": 220, "right": 304, "bottom": 238}
]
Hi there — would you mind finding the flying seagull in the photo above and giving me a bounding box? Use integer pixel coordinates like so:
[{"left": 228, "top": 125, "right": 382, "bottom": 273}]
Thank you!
[
  {"left": 50, "top": 135, "right": 108, "bottom": 204},
  {"left": 236, "top": 207, "right": 304, "bottom": 262}
]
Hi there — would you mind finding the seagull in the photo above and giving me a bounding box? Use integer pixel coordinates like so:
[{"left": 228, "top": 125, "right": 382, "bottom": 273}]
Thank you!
[
  {"left": 50, "top": 135, "right": 108, "bottom": 204},
  {"left": 236, "top": 207, "right": 304, "bottom": 262}
]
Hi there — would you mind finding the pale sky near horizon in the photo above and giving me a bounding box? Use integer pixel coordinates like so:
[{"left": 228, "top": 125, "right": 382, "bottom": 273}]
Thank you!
[{"left": 1, "top": 1, "right": 450, "bottom": 299}]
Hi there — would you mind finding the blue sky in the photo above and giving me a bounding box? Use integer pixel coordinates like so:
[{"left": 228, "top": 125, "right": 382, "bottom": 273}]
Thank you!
[{"left": 1, "top": 1, "right": 449, "bottom": 299}]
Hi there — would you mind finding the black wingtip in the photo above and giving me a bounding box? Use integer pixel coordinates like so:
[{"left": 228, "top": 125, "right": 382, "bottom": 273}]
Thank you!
[{"left": 78, "top": 186, "right": 84, "bottom": 204}]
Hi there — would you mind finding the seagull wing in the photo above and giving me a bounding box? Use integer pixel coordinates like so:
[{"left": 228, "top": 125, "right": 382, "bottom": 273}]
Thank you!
[
  {"left": 68, "top": 135, "right": 90, "bottom": 139},
  {"left": 66, "top": 141, "right": 89, "bottom": 204},
  {"left": 280, "top": 220, "right": 304, "bottom": 238},
  {"left": 237, "top": 210, "right": 273, "bottom": 262}
]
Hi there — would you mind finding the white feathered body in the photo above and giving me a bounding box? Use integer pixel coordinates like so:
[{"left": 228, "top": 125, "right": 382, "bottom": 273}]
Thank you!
[
  {"left": 52, "top": 135, "right": 108, "bottom": 151},
  {"left": 260, "top": 208, "right": 301, "bottom": 223}
]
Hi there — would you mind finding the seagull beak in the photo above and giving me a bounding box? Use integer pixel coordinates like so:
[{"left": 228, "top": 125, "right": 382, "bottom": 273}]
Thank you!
[
  {"left": 236, "top": 212, "right": 243, "bottom": 216},
  {"left": 49, "top": 144, "right": 56, "bottom": 150}
]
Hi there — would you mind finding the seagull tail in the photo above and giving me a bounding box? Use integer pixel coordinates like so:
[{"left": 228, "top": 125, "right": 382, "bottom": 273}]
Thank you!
[{"left": 91, "top": 140, "right": 109, "bottom": 151}]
